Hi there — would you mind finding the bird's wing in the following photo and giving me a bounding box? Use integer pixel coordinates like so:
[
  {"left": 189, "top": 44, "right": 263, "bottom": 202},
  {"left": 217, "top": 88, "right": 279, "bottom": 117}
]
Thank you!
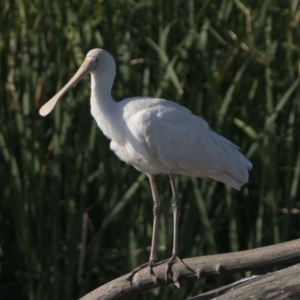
[{"left": 125, "top": 99, "right": 251, "bottom": 189}]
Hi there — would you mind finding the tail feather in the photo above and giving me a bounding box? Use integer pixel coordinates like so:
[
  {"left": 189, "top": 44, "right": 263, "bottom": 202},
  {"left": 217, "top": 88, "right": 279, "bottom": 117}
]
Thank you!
[{"left": 207, "top": 132, "right": 252, "bottom": 190}]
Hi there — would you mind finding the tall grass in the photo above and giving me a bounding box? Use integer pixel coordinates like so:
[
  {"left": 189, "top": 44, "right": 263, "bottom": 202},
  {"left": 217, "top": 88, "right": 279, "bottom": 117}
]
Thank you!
[{"left": 1, "top": 0, "right": 300, "bottom": 299}]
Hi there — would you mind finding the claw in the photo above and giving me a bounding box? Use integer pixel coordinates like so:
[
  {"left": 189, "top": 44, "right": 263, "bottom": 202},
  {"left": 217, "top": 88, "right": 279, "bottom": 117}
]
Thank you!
[
  {"left": 126, "top": 261, "right": 154, "bottom": 282},
  {"left": 127, "top": 256, "right": 195, "bottom": 287},
  {"left": 127, "top": 260, "right": 165, "bottom": 284},
  {"left": 164, "top": 255, "right": 196, "bottom": 285}
]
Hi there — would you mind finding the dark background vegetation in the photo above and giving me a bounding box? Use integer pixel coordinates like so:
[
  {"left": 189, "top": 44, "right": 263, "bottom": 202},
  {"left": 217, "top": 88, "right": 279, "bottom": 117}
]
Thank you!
[{"left": 1, "top": 0, "right": 300, "bottom": 299}]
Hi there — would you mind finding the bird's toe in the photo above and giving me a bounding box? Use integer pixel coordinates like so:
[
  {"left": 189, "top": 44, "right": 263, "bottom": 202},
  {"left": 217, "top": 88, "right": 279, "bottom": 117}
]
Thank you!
[
  {"left": 164, "top": 255, "right": 195, "bottom": 287},
  {"left": 127, "top": 260, "right": 160, "bottom": 284}
]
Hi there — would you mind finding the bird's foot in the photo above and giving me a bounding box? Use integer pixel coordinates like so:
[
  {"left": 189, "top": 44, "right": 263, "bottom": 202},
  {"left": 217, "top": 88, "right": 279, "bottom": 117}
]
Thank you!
[
  {"left": 126, "top": 260, "right": 165, "bottom": 284},
  {"left": 127, "top": 256, "right": 195, "bottom": 287},
  {"left": 164, "top": 255, "right": 195, "bottom": 288}
]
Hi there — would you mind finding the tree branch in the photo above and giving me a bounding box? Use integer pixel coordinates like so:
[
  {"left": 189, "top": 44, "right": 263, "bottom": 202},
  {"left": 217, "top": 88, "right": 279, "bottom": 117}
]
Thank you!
[
  {"left": 188, "top": 263, "right": 300, "bottom": 300},
  {"left": 79, "top": 239, "right": 300, "bottom": 300}
]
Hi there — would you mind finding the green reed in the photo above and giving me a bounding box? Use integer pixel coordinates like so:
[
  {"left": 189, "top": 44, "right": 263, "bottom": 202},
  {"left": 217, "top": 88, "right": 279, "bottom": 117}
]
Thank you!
[{"left": 0, "top": 0, "right": 300, "bottom": 299}]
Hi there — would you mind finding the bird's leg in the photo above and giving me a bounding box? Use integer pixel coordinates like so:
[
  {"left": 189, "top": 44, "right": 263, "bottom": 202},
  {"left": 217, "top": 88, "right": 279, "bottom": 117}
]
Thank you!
[
  {"left": 127, "top": 174, "right": 161, "bottom": 282},
  {"left": 148, "top": 175, "right": 160, "bottom": 272},
  {"left": 169, "top": 174, "right": 180, "bottom": 257},
  {"left": 165, "top": 174, "right": 193, "bottom": 283}
]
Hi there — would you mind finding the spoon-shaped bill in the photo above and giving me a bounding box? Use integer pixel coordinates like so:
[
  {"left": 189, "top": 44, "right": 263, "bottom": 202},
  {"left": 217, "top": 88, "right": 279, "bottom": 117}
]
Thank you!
[{"left": 39, "top": 57, "right": 98, "bottom": 116}]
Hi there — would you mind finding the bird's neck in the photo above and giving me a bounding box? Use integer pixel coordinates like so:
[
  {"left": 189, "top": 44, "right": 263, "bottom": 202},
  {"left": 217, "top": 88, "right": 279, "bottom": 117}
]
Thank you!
[
  {"left": 90, "top": 74, "right": 114, "bottom": 110},
  {"left": 89, "top": 74, "right": 120, "bottom": 140}
]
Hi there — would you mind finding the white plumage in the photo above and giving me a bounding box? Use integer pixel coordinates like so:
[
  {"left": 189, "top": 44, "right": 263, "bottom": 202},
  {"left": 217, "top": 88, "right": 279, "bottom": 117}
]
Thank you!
[
  {"left": 86, "top": 49, "right": 251, "bottom": 189},
  {"left": 40, "top": 48, "right": 252, "bottom": 282}
]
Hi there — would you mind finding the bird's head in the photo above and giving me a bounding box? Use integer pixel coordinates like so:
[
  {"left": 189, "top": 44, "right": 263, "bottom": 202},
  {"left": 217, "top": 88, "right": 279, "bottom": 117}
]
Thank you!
[{"left": 39, "top": 48, "right": 114, "bottom": 116}]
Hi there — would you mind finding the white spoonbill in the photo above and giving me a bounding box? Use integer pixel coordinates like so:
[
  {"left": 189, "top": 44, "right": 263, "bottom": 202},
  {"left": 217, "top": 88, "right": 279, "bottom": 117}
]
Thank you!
[{"left": 39, "top": 49, "right": 252, "bottom": 283}]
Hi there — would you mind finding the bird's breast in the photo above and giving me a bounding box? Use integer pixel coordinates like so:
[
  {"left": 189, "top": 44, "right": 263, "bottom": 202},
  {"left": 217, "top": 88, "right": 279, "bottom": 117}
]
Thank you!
[{"left": 109, "top": 140, "right": 168, "bottom": 175}]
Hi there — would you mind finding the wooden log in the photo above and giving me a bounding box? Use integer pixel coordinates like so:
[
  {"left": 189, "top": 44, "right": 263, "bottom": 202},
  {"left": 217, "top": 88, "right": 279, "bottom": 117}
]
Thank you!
[{"left": 79, "top": 239, "right": 300, "bottom": 300}]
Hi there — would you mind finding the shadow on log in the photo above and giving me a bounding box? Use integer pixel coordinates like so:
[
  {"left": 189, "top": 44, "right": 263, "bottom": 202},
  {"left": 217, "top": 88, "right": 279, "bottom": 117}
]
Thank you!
[{"left": 79, "top": 239, "right": 300, "bottom": 300}]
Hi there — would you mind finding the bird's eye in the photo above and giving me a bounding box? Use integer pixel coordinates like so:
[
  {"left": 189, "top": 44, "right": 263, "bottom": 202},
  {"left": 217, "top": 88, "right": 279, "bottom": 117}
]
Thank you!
[{"left": 92, "top": 58, "right": 99, "bottom": 70}]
